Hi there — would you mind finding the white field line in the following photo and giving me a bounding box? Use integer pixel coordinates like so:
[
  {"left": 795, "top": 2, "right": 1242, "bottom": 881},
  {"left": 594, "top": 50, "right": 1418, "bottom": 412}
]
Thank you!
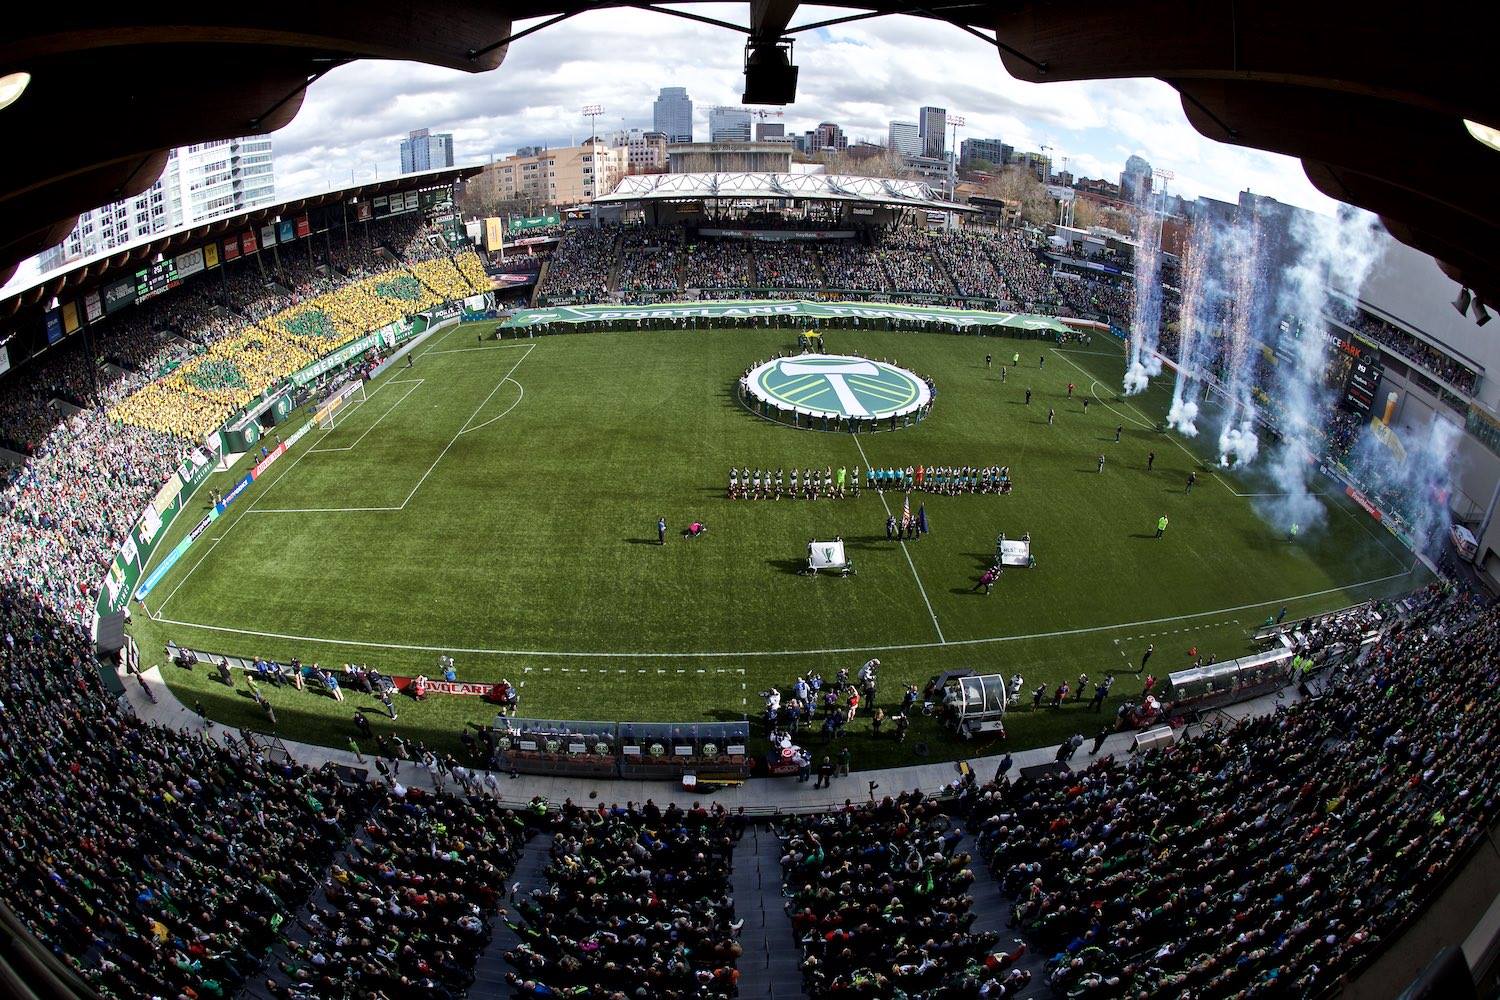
[
  {"left": 154, "top": 422, "right": 329, "bottom": 612},
  {"left": 150, "top": 566, "right": 1416, "bottom": 659},
  {"left": 247, "top": 344, "right": 534, "bottom": 515},
  {"left": 457, "top": 378, "right": 523, "bottom": 436},
  {"left": 310, "top": 379, "right": 424, "bottom": 453},
  {"left": 852, "top": 434, "right": 945, "bottom": 644},
  {"left": 1046, "top": 348, "right": 1155, "bottom": 431},
  {"left": 424, "top": 345, "right": 536, "bottom": 356}
]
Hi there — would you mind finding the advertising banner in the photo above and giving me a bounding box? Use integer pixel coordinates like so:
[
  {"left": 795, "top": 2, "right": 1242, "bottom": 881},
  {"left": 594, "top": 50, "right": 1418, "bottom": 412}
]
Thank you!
[
  {"left": 204, "top": 242, "right": 220, "bottom": 269},
  {"left": 260, "top": 224, "right": 278, "bottom": 248},
  {"left": 61, "top": 301, "right": 80, "bottom": 334},
  {"left": 138, "top": 505, "right": 163, "bottom": 546},
  {"left": 44, "top": 309, "right": 63, "bottom": 344},
  {"left": 291, "top": 332, "right": 380, "bottom": 386},
  {"left": 175, "top": 247, "right": 206, "bottom": 278},
  {"left": 241, "top": 231, "right": 258, "bottom": 255},
  {"left": 0, "top": 343, "right": 9, "bottom": 378},
  {"left": 150, "top": 472, "right": 184, "bottom": 515},
  {"left": 223, "top": 237, "right": 241, "bottom": 261},
  {"left": 356, "top": 202, "right": 372, "bottom": 222},
  {"left": 278, "top": 220, "right": 295, "bottom": 244},
  {"left": 509, "top": 210, "right": 561, "bottom": 232},
  {"left": 403, "top": 191, "right": 419, "bottom": 211},
  {"left": 216, "top": 473, "right": 253, "bottom": 513},
  {"left": 84, "top": 290, "right": 103, "bottom": 323},
  {"left": 251, "top": 443, "right": 286, "bottom": 479},
  {"left": 96, "top": 442, "right": 220, "bottom": 617},
  {"left": 295, "top": 215, "right": 311, "bottom": 239},
  {"left": 484, "top": 217, "right": 504, "bottom": 252}
]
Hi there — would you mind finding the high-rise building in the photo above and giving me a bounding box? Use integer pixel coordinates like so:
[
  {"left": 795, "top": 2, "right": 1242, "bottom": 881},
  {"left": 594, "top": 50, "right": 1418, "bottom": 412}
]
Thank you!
[
  {"left": 653, "top": 86, "right": 694, "bottom": 143},
  {"left": 755, "top": 122, "right": 785, "bottom": 141},
  {"left": 959, "top": 137, "right": 1008, "bottom": 169},
  {"left": 1120, "top": 154, "right": 1153, "bottom": 203},
  {"left": 1013, "top": 150, "right": 1052, "bottom": 183},
  {"left": 811, "top": 122, "right": 848, "bottom": 152},
  {"left": 470, "top": 141, "right": 628, "bottom": 208},
  {"left": 605, "top": 129, "right": 669, "bottom": 172},
  {"left": 40, "top": 137, "right": 276, "bottom": 271},
  {"left": 708, "top": 107, "right": 753, "bottom": 143},
  {"left": 400, "top": 128, "right": 455, "bottom": 174},
  {"left": 919, "top": 106, "right": 947, "bottom": 159},
  {"left": 888, "top": 121, "right": 921, "bottom": 157}
]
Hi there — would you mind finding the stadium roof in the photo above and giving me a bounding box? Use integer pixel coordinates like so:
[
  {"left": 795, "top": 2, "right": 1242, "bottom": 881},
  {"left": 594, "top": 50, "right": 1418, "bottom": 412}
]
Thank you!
[
  {"left": 0, "top": 166, "right": 480, "bottom": 320},
  {"left": 1, "top": 4, "right": 1495, "bottom": 304},
  {"left": 595, "top": 172, "right": 977, "bottom": 212}
]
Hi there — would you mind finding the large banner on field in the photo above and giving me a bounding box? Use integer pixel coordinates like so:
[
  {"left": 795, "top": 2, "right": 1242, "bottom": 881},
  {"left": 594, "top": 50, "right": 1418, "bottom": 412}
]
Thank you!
[{"left": 502, "top": 299, "right": 1073, "bottom": 335}]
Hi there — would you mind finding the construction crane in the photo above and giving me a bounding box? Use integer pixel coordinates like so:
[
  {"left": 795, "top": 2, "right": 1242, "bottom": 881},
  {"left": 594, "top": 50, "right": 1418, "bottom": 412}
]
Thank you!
[{"left": 710, "top": 106, "right": 783, "bottom": 119}]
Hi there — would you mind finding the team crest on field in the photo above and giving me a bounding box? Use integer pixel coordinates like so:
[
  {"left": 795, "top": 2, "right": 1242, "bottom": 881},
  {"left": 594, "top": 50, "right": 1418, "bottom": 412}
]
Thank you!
[{"left": 750, "top": 354, "right": 928, "bottom": 419}]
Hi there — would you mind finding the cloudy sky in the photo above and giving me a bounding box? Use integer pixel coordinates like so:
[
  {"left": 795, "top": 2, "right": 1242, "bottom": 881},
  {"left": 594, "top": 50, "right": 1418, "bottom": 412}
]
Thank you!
[{"left": 273, "top": 5, "right": 1338, "bottom": 213}]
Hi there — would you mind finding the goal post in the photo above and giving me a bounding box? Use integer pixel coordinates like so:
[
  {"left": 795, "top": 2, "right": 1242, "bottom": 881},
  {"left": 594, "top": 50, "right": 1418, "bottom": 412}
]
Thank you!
[{"left": 315, "top": 381, "right": 367, "bottom": 430}]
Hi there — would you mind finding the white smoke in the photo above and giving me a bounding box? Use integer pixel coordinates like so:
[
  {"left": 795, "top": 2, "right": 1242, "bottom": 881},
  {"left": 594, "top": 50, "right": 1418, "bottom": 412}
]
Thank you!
[
  {"left": 1168, "top": 397, "right": 1200, "bottom": 437},
  {"left": 1218, "top": 422, "right": 1260, "bottom": 467},
  {"left": 1263, "top": 206, "right": 1386, "bottom": 532},
  {"left": 1124, "top": 189, "right": 1165, "bottom": 396},
  {"left": 1346, "top": 414, "right": 1462, "bottom": 550}
]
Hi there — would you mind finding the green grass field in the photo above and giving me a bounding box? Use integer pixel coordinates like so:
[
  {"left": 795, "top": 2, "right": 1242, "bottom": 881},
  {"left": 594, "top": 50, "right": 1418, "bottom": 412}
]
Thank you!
[{"left": 133, "top": 319, "right": 1425, "bottom": 769}]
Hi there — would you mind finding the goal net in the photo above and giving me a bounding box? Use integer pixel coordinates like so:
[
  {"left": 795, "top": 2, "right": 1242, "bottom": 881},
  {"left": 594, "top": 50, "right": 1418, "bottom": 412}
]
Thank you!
[{"left": 315, "top": 381, "right": 367, "bottom": 430}]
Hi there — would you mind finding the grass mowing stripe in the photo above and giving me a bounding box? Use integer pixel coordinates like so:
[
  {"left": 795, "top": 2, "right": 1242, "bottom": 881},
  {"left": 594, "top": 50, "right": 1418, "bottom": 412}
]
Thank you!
[
  {"left": 147, "top": 565, "right": 1414, "bottom": 658},
  {"left": 853, "top": 433, "right": 945, "bottom": 644}
]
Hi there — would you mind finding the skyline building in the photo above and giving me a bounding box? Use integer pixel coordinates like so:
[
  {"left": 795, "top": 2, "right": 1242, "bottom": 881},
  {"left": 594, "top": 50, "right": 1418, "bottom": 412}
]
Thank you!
[{"left": 652, "top": 86, "right": 694, "bottom": 143}]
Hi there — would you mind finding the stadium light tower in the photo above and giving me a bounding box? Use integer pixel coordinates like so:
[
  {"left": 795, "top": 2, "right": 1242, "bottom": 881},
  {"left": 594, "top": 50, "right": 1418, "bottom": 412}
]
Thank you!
[
  {"left": 581, "top": 104, "right": 605, "bottom": 144},
  {"left": 946, "top": 115, "right": 966, "bottom": 201}
]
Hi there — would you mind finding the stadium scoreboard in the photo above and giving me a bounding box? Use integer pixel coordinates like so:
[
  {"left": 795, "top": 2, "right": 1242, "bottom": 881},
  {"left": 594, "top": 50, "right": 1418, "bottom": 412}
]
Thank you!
[
  {"left": 1343, "top": 353, "right": 1384, "bottom": 415},
  {"left": 135, "top": 258, "right": 181, "bottom": 301}
]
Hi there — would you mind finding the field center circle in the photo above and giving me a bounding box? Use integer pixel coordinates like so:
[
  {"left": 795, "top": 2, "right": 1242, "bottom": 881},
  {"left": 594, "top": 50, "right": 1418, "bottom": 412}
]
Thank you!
[{"left": 746, "top": 353, "right": 931, "bottom": 421}]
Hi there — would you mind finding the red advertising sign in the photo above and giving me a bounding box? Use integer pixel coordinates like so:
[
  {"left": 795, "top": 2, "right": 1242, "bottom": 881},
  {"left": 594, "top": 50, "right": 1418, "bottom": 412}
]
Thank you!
[
  {"left": 223, "top": 237, "right": 241, "bottom": 261},
  {"left": 251, "top": 443, "right": 285, "bottom": 480},
  {"left": 295, "top": 215, "right": 311, "bottom": 238},
  {"left": 1345, "top": 485, "right": 1383, "bottom": 522},
  {"left": 391, "top": 676, "right": 511, "bottom": 699},
  {"left": 241, "top": 231, "right": 258, "bottom": 255}
]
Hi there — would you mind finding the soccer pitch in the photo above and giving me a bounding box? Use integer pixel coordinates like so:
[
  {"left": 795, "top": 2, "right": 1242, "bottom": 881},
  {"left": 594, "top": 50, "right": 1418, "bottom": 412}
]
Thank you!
[{"left": 135, "top": 320, "right": 1424, "bottom": 766}]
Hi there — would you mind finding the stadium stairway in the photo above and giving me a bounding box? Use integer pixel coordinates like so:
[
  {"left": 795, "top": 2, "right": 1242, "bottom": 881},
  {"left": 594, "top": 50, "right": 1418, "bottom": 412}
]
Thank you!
[
  {"left": 732, "top": 823, "right": 807, "bottom": 1000},
  {"left": 468, "top": 832, "right": 553, "bottom": 998},
  {"left": 238, "top": 827, "right": 372, "bottom": 1000},
  {"left": 955, "top": 828, "right": 1052, "bottom": 989}
]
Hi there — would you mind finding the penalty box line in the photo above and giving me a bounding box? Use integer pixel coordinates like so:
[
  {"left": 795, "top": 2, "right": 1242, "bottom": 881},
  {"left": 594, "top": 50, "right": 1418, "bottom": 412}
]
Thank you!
[
  {"left": 249, "top": 343, "right": 534, "bottom": 516},
  {"left": 149, "top": 565, "right": 1417, "bottom": 659}
]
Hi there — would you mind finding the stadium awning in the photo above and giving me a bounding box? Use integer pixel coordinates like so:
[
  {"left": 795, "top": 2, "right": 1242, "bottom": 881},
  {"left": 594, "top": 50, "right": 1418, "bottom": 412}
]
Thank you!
[{"left": 595, "top": 172, "right": 978, "bottom": 214}]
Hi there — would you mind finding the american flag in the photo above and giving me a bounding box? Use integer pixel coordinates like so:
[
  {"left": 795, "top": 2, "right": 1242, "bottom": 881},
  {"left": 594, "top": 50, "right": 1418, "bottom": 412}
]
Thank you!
[{"left": 901, "top": 492, "right": 912, "bottom": 531}]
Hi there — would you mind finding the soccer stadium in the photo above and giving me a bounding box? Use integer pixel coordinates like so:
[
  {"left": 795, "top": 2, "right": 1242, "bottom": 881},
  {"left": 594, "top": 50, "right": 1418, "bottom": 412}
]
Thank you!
[{"left": 0, "top": 5, "right": 1497, "bottom": 1000}]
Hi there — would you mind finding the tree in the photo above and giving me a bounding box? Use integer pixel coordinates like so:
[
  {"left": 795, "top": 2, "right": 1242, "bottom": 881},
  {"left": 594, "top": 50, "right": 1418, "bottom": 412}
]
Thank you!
[{"left": 984, "top": 166, "right": 1054, "bottom": 226}]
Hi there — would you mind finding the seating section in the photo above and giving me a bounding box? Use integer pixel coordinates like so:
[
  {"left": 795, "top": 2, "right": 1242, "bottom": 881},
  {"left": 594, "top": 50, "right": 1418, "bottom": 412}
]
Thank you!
[
  {"left": 268, "top": 787, "right": 526, "bottom": 997},
  {"left": 779, "top": 793, "right": 999, "bottom": 996},
  {"left": 964, "top": 590, "right": 1497, "bottom": 997},
  {"left": 504, "top": 800, "right": 743, "bottom": 998}
]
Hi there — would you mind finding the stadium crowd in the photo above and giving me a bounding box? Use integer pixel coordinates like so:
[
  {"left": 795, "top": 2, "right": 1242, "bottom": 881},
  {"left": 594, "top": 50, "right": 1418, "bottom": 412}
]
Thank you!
[
  {"left": 265, "top": 785, "right": 527, "bottom": 998},
  {"left": 1327, "top": 298, "right": 1479, "bottom": 394},
  {"left": 963, "top": 588, "right": 1499, "bottom": 998},
  {"left": 779, "top": 791, "right": 1006, "bottom": 997},
  {"left": 504, "top": 800, "right": 743, "bottom": 999}
]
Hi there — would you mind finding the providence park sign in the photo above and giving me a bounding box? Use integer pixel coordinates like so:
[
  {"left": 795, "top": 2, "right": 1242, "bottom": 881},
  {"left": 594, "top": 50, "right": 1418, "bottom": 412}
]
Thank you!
[{"left": 746, "top": 354, "right": 930, "bottom": 421}]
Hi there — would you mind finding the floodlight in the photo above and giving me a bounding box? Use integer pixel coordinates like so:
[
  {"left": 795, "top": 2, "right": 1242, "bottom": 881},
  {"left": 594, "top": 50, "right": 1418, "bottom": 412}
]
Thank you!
[
  {"left": 743, "top": 39, "right": 798, "bottom": 105},
  {"left": 0, "top": 72, "right": 30, "bottom": 111}
]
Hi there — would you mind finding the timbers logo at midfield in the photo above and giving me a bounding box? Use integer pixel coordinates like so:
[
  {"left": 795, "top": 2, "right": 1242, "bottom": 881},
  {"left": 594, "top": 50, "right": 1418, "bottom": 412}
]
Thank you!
[{"left": 750, "top": 354, "right": 930, "bottom": 419}]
